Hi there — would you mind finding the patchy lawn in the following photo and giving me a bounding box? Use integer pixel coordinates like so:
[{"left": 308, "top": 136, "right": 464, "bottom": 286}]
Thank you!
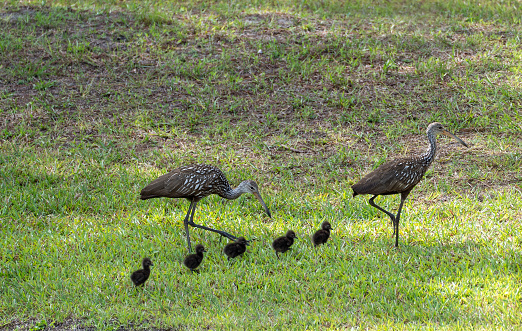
[{"left": 1, "top": 0, "right": 522, "bottom": 329}]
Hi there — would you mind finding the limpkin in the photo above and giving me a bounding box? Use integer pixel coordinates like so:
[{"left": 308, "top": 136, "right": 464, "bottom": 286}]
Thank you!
[
  {"left": 312, "top": 221, "right": 332, "bottom": 247},
  {"left": 130, "top": 257, "right": 154, "bottom": 287},
  {"left": 183, "top": 244, "right": 206, "bottom": 273},
  {"left": 140, "top": 164, "right": 271, "bottom": 252},
  {"left": 272, "top": 230, "right": 297, "bottom": 258},
  {"left": 223, "top": 237, "right": 248, "bottom": 260},
  {"left": 352, "top": 122, "right": 468, "bottom": 247}
]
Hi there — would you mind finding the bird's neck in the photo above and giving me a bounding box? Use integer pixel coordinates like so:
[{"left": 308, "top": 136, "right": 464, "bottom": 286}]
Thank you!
[
  {"left": 143, "top": 265, "right": 150, "bottom": 271},
  {"left": 222, "top": 186, "right": 244, "bottom": 200},
  {"left": 420, "top": 130, "right": 437, "bottom": 166},
  {"left": 197, "top": 252, "right": 204, "bottom": 258}
]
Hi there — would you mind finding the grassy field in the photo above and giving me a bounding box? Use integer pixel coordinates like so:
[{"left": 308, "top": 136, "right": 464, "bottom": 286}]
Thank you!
[{"left": 1, "top": 0, "right": 522, "bottom": 329}]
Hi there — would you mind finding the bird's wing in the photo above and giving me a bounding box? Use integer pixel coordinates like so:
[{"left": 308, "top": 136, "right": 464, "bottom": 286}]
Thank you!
[
  {"left": 140, "top": 165, "right": 221, "bottom": 199},
  {"left": 131, "top": 271, "right": 145, "bottom": 284},
  {"left": 314, "top": 231, "right": 328, "bottom": 243},
  {"left": 352, "top": 158, "right": 427, "bottom": 196}
]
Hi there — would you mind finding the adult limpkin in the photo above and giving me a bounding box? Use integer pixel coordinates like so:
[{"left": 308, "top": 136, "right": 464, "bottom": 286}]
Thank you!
[
  {"left": 352, "top": 122, "right": 468, "bottom": 247},
  {"left": 140, "top": 164, "right": 271, "bottom": 252}
]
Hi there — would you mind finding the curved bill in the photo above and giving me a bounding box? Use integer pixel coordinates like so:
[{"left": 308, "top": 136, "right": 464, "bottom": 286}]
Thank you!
[
  {"left": 253, "top": 192, "right": 272, "bottom": 218},
  {"left": 442, "top": 130, "right": 468, "bottom": 148}
]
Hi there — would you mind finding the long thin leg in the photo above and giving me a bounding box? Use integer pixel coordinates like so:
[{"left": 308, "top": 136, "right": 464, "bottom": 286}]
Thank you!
[
  {"left": 187, "top": 204, "right": 237, "bottom": 241},
  {"left": 394, "top": 197, "right": 406, "bottom": 248},
  {"left": 369, "top": 195, "right": 396, "bottom": 235},
  {"left": 183, "top": 201, "right": 196, "bottom": 253}
]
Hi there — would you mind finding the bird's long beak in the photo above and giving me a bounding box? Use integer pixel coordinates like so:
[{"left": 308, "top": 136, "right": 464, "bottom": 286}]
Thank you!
[
  {"left": 442, "top": 130, "right": 468, "bottom": 148},
  {"left": 253, "top": 192, "right": 272, "bottom": 218}
]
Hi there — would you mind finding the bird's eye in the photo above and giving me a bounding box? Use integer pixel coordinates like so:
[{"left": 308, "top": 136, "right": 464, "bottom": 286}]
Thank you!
[{"left": 250, "top": 186, "right": 255, "bottom": 190}]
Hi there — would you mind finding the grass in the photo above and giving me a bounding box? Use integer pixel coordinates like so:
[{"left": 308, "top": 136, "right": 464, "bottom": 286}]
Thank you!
[{"left": 1, "top": 0, "right": 522, "bottom": 329}]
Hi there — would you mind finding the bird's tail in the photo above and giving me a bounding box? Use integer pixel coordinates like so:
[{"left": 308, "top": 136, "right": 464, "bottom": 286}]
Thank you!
[{"left": 139, "top": 195, "right": 160, "bottom": 200}]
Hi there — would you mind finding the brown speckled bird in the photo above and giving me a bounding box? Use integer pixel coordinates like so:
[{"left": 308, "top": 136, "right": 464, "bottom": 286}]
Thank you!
[
  {"left": 312, "top": 221, "right": 332, "bottom": 247},
  {"left": 183, "top": 244, "right": 206, "bottom": 273},
  {"left": 140, "top": 164, "right": 271, "bottom": 252},
  {"left": 130, "top": 257, "right": 153, "bottom": 287},
  {"left": 272, "top": 230, "right": 297, "bottom": 259},
  {"left": 223, "top": 237, "right": 248, "bottom": 260},
  {"left": 352, "top": 122, "right": 468, "bottom": 247}
]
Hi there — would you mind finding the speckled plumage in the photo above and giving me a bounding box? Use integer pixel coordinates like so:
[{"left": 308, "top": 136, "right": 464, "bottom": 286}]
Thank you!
[
  {"left": 140, "top": 164, "right": 271, "bottom": 252},
  {"left": 130, "top": 257, "right": 153, "bottom": 287},
  {"left": 272, "top": 230, "right": 297, "bottom": 258},
  {"left": 140, "top": 164, "right": 234, "bottom": 201},
  {"left": 223, "top": 237, "right": 248, "bottom": 260},
  {"left": 352, "top": 122, "right": 468, "bottom": 247},
  {"left": 312, "top": 221, "right": 332, "bottom": 247}
]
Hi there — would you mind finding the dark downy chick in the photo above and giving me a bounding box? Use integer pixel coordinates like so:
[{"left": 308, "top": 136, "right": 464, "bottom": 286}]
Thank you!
[
  {"left": 183, "top": 244, "right": 206, "bottom": 272},
  {"left": 130, "top": 257, "right": 154, "bottom": 287},
  {"left": 223, "top": 237, "right": 248, "bottom": 260},
  {"left": 312, "top": 221, "right": 332, "bottom": 247},
  {"left": 272, "top": 230, "right": 297, "bottom": 259}
]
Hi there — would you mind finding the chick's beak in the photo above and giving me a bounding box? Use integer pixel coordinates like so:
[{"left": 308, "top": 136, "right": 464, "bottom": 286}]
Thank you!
[
  {"left": 253, "top": 192, "right": 272, "bottom": 218},
  {"left": 442, "top": 130, "right": 468, "bottom": 148}
]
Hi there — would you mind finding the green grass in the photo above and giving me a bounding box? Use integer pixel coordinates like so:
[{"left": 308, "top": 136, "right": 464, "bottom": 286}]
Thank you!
[{"left": 1, "top": 0, "right": 522, "bottom": 329}]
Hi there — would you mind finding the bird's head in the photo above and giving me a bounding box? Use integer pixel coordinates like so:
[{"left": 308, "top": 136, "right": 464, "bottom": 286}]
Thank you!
[
  {"left": 427, "top": 122, "right": 468, "bottom": 148},
  {"left": 286, "top": 230, "right": 297, "bottom": 239},
  {"left": 195, "top": 244, "right": 206, "bottom": 253},
  {"left": 322, "top": 221, "right": 332, "bottom": 231},
  {"left": 142, "top": 257, "right": 154, "bottom": 267},
  {"left": 238, "top": 180, "right": 272, "bottom": 218},
  {"left": 236, "top": 237, "right": 248, "bottom": 245}
]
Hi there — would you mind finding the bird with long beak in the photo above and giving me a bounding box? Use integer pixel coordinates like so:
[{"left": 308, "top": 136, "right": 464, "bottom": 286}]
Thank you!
[
  {"left": 352, "top": 122, "right": 468, "bottom": 247},
  {"left": 140, "top": 164, "right": 271, "bottom": 252}
]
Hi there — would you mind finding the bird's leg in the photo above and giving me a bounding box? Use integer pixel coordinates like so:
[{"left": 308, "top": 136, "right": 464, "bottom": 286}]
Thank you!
[
  {"left": 394, "top": 196, "right": 407, "bottom": 248},
  {"left": 188, "top": 221, "right": 238, "bottom": 241},
  {"left": 276, "top": 252, "right": 280, "bottom": 259},
  {"left": 183, "top": 201, "right": 196, "bottom": 253},
  {"left": 187, "top": 206, "right": 237, "bottom": 241},
  {"left": 369, "top": 195, "right": 396, "bottom": 235}
]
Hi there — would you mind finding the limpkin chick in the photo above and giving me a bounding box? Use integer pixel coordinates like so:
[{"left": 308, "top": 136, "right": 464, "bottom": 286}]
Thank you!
[
  {"left": 130, "top": 257, "right": 154, "bottom": 287},
  {"left": 312, "top": 221, "right": 332, "bottom": 247},
  {"left": 352, "top": 122, "right": 468, "bottom": 248},
  {"left": 272, "top": 230, "right": 297, "bottom": 259},
  {"left": 183, "top": 244, "right": 206, "bottom": 273},
  {"left": 140, "top": 164, "right": 271, "bottom": 253},
  {"left": 223, "top": 237, "right": 248, "bottom": 261}
]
